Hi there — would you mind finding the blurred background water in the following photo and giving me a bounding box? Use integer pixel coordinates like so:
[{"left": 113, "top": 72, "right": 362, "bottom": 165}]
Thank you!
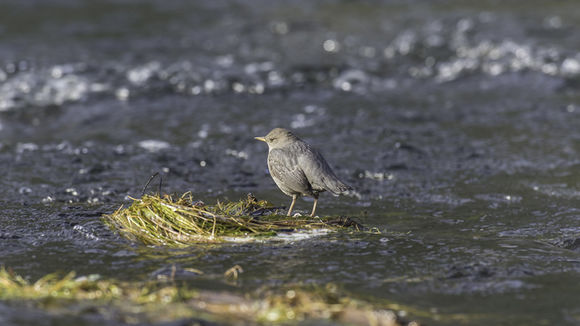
[{"left": 1, "top": 0, "right": 580, "bottom": 325}]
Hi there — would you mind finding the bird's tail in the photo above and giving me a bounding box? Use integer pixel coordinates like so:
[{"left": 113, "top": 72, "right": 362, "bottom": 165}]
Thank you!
[{"left": 325, "top": 177, "right": 352, "bottom": 196}]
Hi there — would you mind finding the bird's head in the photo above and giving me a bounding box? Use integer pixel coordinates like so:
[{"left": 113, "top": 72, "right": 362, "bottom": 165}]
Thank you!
[{"left": 255, "top": 128, "right": 298, "bottom": 149}]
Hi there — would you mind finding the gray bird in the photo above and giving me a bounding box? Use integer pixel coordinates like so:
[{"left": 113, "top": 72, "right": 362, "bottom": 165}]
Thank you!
[{"left": 255, "top": 128, "right": 351, "bottom": 217}]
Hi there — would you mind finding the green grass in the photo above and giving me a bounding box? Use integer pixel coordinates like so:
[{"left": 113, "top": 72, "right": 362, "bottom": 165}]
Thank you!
[
  {"left": 0, "top": 267, "right": 417, "bottom": 325},
  {"left": 0, "top": 267, "right": 196, "bottom": 304},
  {"left": 103, "top": 193, "right": 361, "bottom": 246}
]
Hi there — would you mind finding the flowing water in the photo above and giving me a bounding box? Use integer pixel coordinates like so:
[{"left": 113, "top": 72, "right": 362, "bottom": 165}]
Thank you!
[{"left": 1, "top": 0, "right": 580, "bottom": 325}]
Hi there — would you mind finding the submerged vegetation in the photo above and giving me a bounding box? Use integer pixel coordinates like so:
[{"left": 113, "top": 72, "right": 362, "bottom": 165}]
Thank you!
[
  {"left": 103, "top": 193, "right": 362, "bottom": 246},
  {"left": 0, "top": 267, "right": 418, "bottom": 326}
]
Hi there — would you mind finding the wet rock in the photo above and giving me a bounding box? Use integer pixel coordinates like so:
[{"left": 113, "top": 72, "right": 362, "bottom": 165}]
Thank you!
[
  {"left": 0, "top": 232, "right": 21, "bottom": 239},
  {"left": 445, "top": 263, "right": 495, "bottom": 280},
  {"left": 150, "top": 265, "right": 203, "bottom": 281},
  {"left": 550, "top": 237, "right": 580, "bottom": 251}
]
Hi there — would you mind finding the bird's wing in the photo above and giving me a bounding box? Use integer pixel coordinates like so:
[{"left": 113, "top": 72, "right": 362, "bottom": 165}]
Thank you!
[
  {"left": 268, "top": 148, "right": 311, "bottom": 194},
  {"left": 298, "top": 144, "right": 351, "bottom": 195}
]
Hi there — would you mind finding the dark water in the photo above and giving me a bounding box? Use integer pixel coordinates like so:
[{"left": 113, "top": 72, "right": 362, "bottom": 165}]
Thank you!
[{"left": 1, "top": 0, "right": 580, "bottom": 324}]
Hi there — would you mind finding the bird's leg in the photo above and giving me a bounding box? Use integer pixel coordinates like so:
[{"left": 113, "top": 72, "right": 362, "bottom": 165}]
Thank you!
[
  {"left": 287, "top": 194, "right": 298, "bottom": 216},
  {"left": 310, "top": 195, "right": 319, "bottom": 217}
]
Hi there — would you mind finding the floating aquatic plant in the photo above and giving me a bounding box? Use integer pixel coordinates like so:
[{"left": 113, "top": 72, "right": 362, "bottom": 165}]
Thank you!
[{"left": 103, "top": 193, "right": 362, "bottom": 246}]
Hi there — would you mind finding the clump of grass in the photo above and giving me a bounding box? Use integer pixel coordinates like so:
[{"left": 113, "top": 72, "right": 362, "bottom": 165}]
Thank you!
[
  {"left": 0, "top": 267, "right": 420, "bottom": 325},
  {"left": 103, "top": 193, "right": 361, "bottom": 246},
  {"left": 0, "top": 267, "right": 196, "bottom": 304}
]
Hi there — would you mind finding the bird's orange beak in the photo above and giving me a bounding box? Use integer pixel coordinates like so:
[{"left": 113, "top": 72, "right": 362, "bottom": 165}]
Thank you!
[{"left": 254, "top": 136, "right": 266, "bottom": 142}]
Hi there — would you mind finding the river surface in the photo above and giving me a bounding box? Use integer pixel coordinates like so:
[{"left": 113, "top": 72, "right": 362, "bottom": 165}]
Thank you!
[{"left": 1, "top": 0, "right": 580, "bottom": 325}]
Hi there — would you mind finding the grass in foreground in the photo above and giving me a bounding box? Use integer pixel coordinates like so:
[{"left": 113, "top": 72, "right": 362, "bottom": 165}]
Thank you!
[
  {"left": 0, "top": 267, "right": 418, "bottom": 326},
  {"left": 103, "top": 193, "right": 362, "bottom": 246}
]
